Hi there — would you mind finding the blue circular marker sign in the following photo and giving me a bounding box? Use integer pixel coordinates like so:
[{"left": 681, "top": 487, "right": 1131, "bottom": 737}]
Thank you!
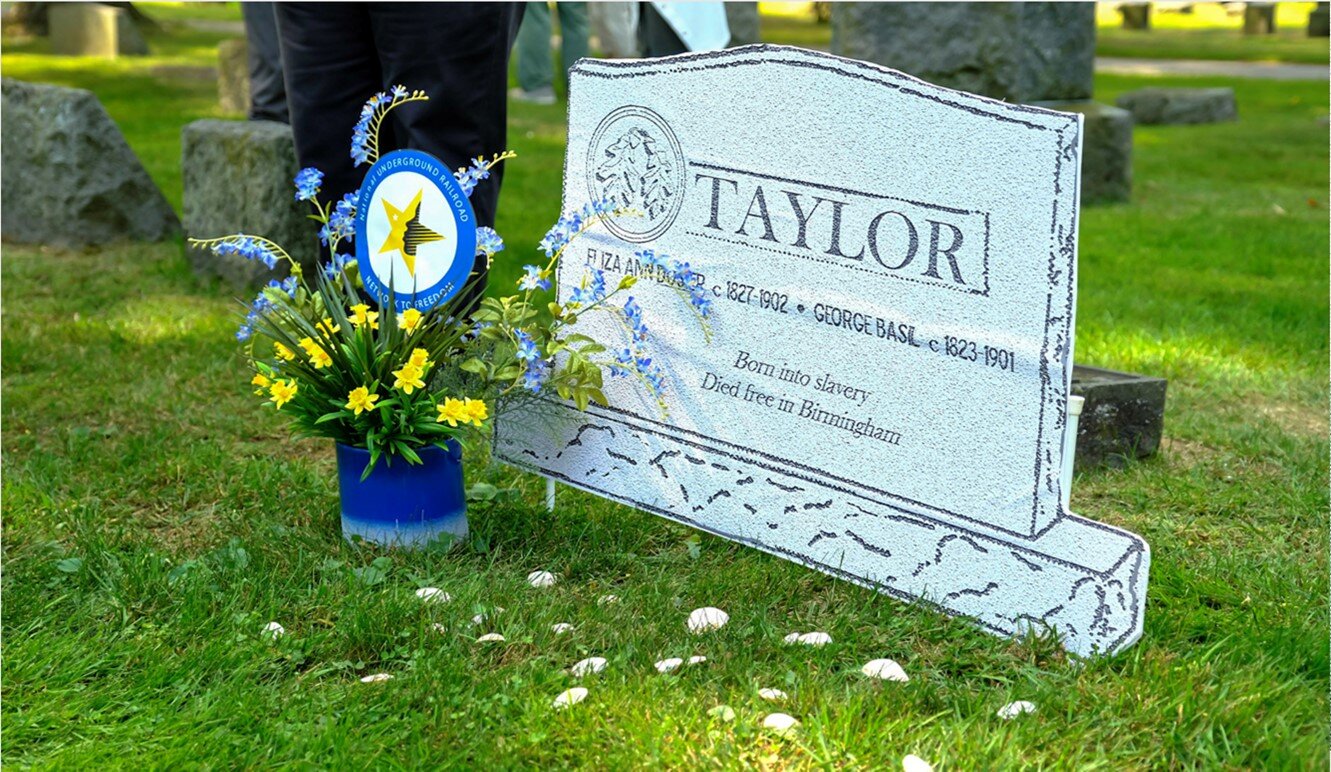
[{"left": 355, "top": 149, "right": 477, "bottom": 312}]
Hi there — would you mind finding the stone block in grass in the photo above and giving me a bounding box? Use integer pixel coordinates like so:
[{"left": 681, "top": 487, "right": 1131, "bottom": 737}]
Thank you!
[{"left": 1116, "top": 87, "right": 1238, "bottom": 126}]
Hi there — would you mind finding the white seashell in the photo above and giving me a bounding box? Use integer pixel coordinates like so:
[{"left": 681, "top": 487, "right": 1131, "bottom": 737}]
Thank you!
[
  {"left": 553, "top": 687, "right": 588, "bottom": 709},
  {"left": 527, "top": 570, "right": 558, "bottom": 588},
  {"left": 415, "top": 587, "right": 451, "bottom": 604},
  {"left": 708, "top": 704, "right": 737, "bottom": 722},
  {"left": 686, "top": 607, "right": 729, "bottom": 633},
  {"left": 597, "top": 594, "right": 619, "bottom": 605},
  {"left": 655, "top": 657, "right": 684, "bottom": 674},
  {"left": 783, "top": 632, "right": 803, "bottom": 644},
  {"left": 861, "top": 658, "right": 909, "bottom": 682},
  {"left": 476, "top": 633, "right": 506, "bottom": 643},
  {"left": 997, "top": 700, "right": 1036, "bottom": 720},
  {"left": 902, "top": 754, "right": 933, "bottom": 772},
  {"left": 551, "top": 622, "right": 574, "bottom": 635},
  {"left": 796, "top": 632, "right": 832, "bottom": 647},
  {"left": 687, "top": 655, "right": 708, "bottom": 665},
  {"left": 762, "top": 712, "right": 800, "bottom": 735},
  {"left": 471, "top": 607, "right": 505, "bottom": 626},
  {"left": 359, "top": 673, "right": 393, "bottom": 683},
  {"left": 570, "top": 657, "right": 608, "bottom": 677},
  {"left": 262, "top": 621, "right": 285, "bottom": 640},
  {"left": 758, "top": 687, "right": 788, "bottom": 702}
]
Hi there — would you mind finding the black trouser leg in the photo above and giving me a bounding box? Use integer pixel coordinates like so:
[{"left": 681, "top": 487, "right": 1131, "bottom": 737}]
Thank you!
[{"left": 241, "top": 2, "right": 288, "bottom": 123}]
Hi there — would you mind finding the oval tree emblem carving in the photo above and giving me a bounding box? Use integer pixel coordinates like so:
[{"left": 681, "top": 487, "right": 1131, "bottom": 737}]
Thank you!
[{"left": 586, "top": 105, "right": 685, "bottom": 243}]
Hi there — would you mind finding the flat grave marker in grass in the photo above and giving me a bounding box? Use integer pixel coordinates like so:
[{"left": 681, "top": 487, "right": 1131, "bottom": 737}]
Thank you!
[{"left": 497, "top": 44, "right": 1150, "bottom": 656}]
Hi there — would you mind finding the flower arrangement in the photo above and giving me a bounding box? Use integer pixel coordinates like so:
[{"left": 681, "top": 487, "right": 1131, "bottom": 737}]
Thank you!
[{"left": 191, "top": 87, "right": 711, "bottom": 480}]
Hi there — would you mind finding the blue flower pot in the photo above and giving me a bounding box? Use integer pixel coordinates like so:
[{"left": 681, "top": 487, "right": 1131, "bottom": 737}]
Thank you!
[{"left": 335, "top": 440, "right": 468, "bottom": 548}]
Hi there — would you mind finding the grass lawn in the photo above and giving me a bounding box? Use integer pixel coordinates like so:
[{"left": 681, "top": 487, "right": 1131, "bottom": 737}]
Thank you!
[{"left": 3, "top": 6, "right": 1328, "bottom": 769}]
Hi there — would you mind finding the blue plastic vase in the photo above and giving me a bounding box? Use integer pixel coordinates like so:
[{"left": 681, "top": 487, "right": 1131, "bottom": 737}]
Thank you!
[{"left": 335, "top": 440, "right": 468, "bottom": 548}]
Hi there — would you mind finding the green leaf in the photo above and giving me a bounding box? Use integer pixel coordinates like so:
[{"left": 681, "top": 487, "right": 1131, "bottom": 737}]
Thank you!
[
  {"left": 55, "top": 557, "right": 83, "bottom": 574},
  {"left": 459, "top": 358, "right": 487, "bottom": 374}
]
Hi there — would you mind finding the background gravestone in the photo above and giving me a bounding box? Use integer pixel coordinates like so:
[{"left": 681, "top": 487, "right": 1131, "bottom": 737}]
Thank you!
[
  {"left": 217, "top": 38, "right": 249, "bottom": 116},
  {"left": 1119, "top": 2, "right": 1151, "bottom": 30},
  {"left": 831, "top": 2, "right": 1131, "bottom": 205},
  {"left": 830, "top": 2, "right": 1093, "bottom": 103},
  {"left": 725, "top": 2, "right": 761, "bottom": 46},
  {"left": 1308, "top": 2, "right": 1329, "bottom": 36},
  {"left": 1, "top": 78, "right": 179, "bottom": 246},
  {"left": 48, "top": 2, "right": 148, "bottom": 57},
  {"left": 1243, "top": 2, "right": 1276, "bottom": 35},
  {"left": 182, "top": 120, "right": 318, "bottom": 288},
  {"left": 1116, "top": 87, "right": 1237, "bottom": 125}
]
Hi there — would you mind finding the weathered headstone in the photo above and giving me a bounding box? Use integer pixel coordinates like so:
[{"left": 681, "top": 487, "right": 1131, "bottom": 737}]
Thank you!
[
  {"left": 1310, "top": 3, "right": 1330, "bottom": 37},
  {"left": 497, "top": 45, "right": 1150, "bottom": 656},
  {"left": 830, "top": 2, "right": 1094, "bottom": 103},
  {"left": 1116, "top": 87, "right": 1237, "bottom": 125},
  {"left": 1243, "top": 2, "right": 1276, "bottom": 34},
  {"left": 831, "top": 2, "right": 1129, "bottom": 204},
  {"left": 1071, "top": 366, "right": 1167, "bottom": 470},
  {"left": 725, "top": 2, "right": 761, "bottom": 46},
  {"left": 1, "top": 78, "right": 179, "bottom": 246},
  {"left": 182, "top": 119, "right": 317, "bottom": 287},
  {"left": 218, "top": 38, "right": 250, "bottom": 116},
  {"left": 48, "top": 2, "right": 148, "bottom": 58},
  {"left": 1119, "top": 2, "right": 1151, "bottom": 30},
  {"left": 1034, "top": 100, "right": 1133, "bottom": 205}
]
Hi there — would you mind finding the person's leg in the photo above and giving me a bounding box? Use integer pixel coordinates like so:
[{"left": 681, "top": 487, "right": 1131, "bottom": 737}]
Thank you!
[
  {"left": 515, "top": 1, "right": 552, "bottom": 94},
  {"left": 241, "top": 2, "right": 288, "bottom": 123},
  {"left": 274, "top": 2, "right": 382, "bottom": 218},
  {"left": 638, "top": 2, "right": 687, "bottom": 57},
  {"left": 368, "top": 2, "right": 522, "bottom": 302},
  {"left": 556, "top": 2, "right": 589, "bottom": 79}
]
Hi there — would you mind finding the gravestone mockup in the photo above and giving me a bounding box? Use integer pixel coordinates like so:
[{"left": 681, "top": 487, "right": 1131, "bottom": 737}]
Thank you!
[{"left": 495, "top": 45, "right": 1150, "bottom": 656}]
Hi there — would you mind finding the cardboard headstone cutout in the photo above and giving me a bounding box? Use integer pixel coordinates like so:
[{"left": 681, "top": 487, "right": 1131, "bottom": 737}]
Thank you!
[{"left": 496, "top": 45, "right": 1150, "bottom": 656}]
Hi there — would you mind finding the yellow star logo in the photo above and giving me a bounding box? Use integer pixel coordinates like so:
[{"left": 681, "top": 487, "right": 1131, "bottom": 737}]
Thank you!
[{"left": 378, "top": 188, "right": 445, "bottom": 277}]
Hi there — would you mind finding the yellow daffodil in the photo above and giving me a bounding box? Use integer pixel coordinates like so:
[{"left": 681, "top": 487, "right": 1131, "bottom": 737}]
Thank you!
[
  {"left": 398, "top": 308, "right": 423, "bottom": 334},
  {"left": 269, "top": 379, "right": 297, "bottom": 409},
  {"left": 408, "top": 347, "right": 432, "bottom": 369},
  {"left": 298, "top": 337, "right": 332, "bottom": 369},
  {"left": 435, "top": 398, "right": 468, "bottom": 427},
  {"left": 317, "top": 317, "right": 341, "bottom": 336},
  {"left": 462, "top": 398, "right": 488, "bottom": 425},
  {"left": 275, "top": 342, "right": 296, "bottom": 361},
  {"left": 345, "top": 386, "right": 380, "bottom": 416},
  {"left": 349, "top": 303, "right": 379, "bottom": 330},
  {"left": 251, "top": 372, "right": 271, "bottom": 395},
  {"left": 392, "top": 362, "right": 426, "bottom": 394}
]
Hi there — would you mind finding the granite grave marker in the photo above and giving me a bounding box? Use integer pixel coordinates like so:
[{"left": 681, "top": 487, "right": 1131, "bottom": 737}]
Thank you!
[{"left": 495, "top": 45, "right": 1150, "bottom": 656}]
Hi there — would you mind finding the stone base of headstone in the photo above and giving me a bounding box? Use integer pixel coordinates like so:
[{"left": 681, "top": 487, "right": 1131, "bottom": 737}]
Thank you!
[
  {"left": 725, "top": 2, "right": 761, "bottom": 46},
  {"left": 830, "top": 2, "right": 1095, "bottom": 103},
  {"left": 1116, "top": 87, "right": 1237, "bottom": 125},
  {"left": 1119, "top": 3, "right": 1151, "bottom": 29},
  {"left": 182, "top": 119, "right": 319, "bottom": 288},
  {"left": 1034, "top": 100, "right": 1133, "bottom": 205},
  {"left": 1243, "top": 3, "right": 1276, "bottom": 34},
  {"left": 218, "top": 38, "right": 250, "bottom": 116},
  {"left": 1071, "top": 365, "right": 1167, "bottom": 470},
  {"left": 1, "top": 78, "right": 179, "bottom": 246},
  {"left": 49, "top": 2, "right": 148, "bottom": 58},
  {"left": 1308, "top": 2, "right": 1329, "bottom": 36}
]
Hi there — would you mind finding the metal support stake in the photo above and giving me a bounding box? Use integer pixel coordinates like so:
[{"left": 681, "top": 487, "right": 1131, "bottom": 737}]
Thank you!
[
  {"left": 1061, "top": 395, "right": 1084, "bottom": 511},
  {"left": 545, "top": 478, "right": 556, "bottom": 512}
]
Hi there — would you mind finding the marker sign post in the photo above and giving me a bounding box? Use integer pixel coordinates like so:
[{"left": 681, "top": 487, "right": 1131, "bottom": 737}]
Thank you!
[
  {"left": 355, "top": 149, "right": 476, "bottom": 311},
  {"left": 496, "top": 45, "right": 1149, "bottom": 656}
]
